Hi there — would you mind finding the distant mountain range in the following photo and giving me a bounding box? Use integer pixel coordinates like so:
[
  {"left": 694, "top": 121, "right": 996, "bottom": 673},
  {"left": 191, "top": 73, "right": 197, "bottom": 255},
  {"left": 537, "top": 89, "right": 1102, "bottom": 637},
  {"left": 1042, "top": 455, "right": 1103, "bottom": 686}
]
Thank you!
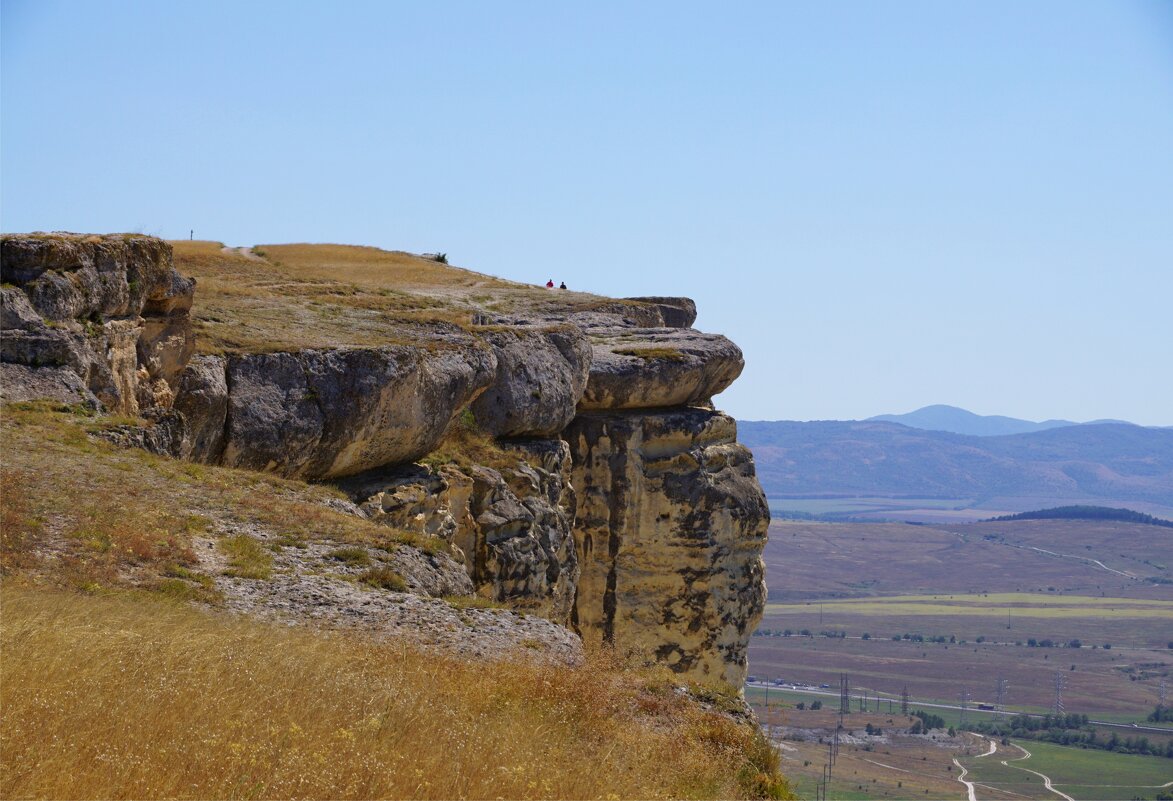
[
  {"left": 738, "top": 418, "right": 1173, "bottom": 512},
  {"left": 865, "top": 404, "right": 1136, "bottom": 437}
]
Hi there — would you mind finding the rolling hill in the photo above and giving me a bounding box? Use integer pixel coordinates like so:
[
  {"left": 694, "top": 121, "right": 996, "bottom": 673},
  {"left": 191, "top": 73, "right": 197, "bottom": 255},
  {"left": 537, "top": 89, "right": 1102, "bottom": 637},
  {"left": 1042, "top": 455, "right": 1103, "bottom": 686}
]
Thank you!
[
  {"left": 739, "top": 420, "right": 1173, "bottom": 516},
  {"left": 866, "top": 404, "right": 1138, "bottom": 436}
]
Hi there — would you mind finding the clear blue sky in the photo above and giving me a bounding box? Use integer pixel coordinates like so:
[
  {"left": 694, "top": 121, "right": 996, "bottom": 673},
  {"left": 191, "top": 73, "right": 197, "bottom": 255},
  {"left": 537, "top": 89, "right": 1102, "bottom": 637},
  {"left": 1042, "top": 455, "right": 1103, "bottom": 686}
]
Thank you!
[{"left": 4, "top": 1, "right": 1171, "bottom": 425}]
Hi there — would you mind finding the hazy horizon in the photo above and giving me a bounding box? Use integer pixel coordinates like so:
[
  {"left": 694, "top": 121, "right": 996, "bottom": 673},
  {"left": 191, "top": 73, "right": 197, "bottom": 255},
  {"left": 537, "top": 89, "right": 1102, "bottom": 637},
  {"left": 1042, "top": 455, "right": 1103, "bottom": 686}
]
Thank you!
[
  {"left": 4, "top": 1, "right": 1171, "bottom": 427},
  {"left": 742, "top": 402, "right": 1168, "bottom": 426}
]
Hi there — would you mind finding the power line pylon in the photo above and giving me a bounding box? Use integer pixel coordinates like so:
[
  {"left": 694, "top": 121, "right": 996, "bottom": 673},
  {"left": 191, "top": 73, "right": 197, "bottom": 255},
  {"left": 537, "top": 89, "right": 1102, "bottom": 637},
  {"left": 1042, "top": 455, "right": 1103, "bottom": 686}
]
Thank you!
[
  {"left": 901, "top": 684, "right": 909, "bottom": 716},
  {"left": 1052, "top": 671, "right": 1065, "bottom": 716},
  {"left": 995, "top": 677, "right": 1009, "bottom": 719}
]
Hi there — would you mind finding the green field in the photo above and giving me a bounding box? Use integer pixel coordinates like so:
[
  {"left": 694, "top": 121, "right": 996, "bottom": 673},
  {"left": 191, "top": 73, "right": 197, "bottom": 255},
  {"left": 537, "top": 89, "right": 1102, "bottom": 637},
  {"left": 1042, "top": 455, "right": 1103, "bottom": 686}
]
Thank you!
[
  {"left": 960, "top": 739, "right": 1173, "bottom": 801},
  {"left": 765, "top": 593, "right": 1173, "bottom": 620}
]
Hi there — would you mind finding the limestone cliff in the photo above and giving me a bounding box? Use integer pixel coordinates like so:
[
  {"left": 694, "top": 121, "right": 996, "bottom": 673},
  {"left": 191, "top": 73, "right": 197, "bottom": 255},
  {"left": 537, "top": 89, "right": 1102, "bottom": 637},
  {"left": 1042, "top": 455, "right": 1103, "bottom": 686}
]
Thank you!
[
  {"left": 567, "top": 410, "right": 768, "bottom": 686},
  {"left": 0, "top": 234, "right": 768, "bottom": 689}
]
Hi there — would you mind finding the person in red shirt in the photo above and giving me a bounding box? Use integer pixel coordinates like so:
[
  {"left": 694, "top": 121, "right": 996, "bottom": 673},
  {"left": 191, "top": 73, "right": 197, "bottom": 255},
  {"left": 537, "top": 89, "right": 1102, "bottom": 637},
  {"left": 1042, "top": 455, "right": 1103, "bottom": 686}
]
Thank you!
[{"left": 545, "top": 279, "right": 554, "bottom": 288}]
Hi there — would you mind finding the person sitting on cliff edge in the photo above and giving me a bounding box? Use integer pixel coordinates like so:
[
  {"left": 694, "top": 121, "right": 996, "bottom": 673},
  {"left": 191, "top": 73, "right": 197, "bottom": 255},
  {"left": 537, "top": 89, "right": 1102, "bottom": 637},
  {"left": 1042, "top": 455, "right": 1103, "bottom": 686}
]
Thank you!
[
  {"left": 545, "top": 279, "right": 554, "bottom": 288},
  {"left": 559, "top": 281, "right": 567, "bottom": 289}
]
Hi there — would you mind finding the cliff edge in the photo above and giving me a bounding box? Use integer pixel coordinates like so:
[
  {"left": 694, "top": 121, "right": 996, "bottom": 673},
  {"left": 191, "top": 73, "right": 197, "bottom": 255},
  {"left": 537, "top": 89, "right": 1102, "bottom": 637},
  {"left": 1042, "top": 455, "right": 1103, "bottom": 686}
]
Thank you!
[{"left": 1, "top": 234, "right": 768, "bottom": 688}]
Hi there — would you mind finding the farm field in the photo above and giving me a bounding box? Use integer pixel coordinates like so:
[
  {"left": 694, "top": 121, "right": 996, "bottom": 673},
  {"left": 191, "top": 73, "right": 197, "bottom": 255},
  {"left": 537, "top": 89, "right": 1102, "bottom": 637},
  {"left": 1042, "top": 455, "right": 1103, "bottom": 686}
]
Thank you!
[
  {"left": 753, "top": 703, "right": 975, "bottom": 800},
  {"left": 768, "top": 496, "right": 1173, "bottom": 524},
  {"left": 762, "top": 519, "right": 1173, "bottom": 601},
  {"left": 768, "top": 497, "right": 984, "bottom": 521},
  {"left": 751, "top": 599, "right": 1170, "bottom": 716},
  {"left": 752, "top": 518, "right": 1173, "bottom": 722}
]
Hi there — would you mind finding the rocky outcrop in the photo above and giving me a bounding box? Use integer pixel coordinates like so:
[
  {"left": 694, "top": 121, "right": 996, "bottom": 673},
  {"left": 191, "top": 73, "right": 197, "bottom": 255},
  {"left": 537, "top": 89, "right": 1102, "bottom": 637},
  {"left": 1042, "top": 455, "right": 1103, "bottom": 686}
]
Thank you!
[
  {"left": 0, "top": 363, "right": 99, "bottom": 409},
  {"left": 173, "top": 355, "right": 229, "bottom": 461},
  {"left": 624, "top": 297, "right": 697, "bottom": 329},
  {"left": 0, "top": 233, "right": 194, "bottom": 414},
  {"left": 1, "top": 233, "right": 769, "bottom": 690},
  {"left": 339, "top": 437, "right": 580, "bottom": 623},
  {"left": 578, "top": 328, "right": 744, "bottom": 411},
  {"left": 565, "top": 409, "right": 768, "bottom": 687}
]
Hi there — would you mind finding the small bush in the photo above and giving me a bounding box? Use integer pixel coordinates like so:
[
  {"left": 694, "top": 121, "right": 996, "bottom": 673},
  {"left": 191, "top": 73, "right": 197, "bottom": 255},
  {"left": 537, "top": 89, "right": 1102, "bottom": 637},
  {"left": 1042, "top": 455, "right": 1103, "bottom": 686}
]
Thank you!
[
  {"left": 358, "top": 566, "right": 407, "bottom": 592},
  {"left": 325, "top": 547, "right": 370, "bottom": 566},
  {"left": 218, "top": 535, "right": 273, "bottom": 580}
]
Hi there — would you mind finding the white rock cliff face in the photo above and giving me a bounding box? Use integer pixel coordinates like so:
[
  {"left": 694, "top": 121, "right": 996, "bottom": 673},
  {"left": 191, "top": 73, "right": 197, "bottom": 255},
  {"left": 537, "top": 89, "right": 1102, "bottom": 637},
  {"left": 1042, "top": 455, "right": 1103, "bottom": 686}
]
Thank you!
[{"left": 0, "top": 233, "right": 770, "bottom": 689}]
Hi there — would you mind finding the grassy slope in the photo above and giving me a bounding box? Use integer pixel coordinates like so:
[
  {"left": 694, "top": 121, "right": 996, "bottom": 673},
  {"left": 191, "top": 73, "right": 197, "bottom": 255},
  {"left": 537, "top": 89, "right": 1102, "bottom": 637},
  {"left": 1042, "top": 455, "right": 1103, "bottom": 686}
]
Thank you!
[
  {"left": 0, "top": 587, "right": 789, "bottom": 800},
  {"left": 0, "top": 401, "right": 425, "bottom": 596},
  {"left": 0, "top": 403, "right": 791, "bottom": 799}
]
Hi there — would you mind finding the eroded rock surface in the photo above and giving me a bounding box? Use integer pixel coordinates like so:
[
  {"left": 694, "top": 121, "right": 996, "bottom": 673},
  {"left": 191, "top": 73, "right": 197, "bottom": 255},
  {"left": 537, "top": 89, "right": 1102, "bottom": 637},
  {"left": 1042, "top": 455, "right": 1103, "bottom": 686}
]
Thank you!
[
  {"left": 173, "top": 355, "right": 229, "bottom": 462},
  {"left": 194, "top": 533, "right": 580, "bottom": 665},
  {"left": 565, "top": 408, "right": 768, "bottom": 687},
  {"left": 624, "top": 297, "right": 697, "bottom": 329},
  {"left": 339, "top": 439, "right": 580, "bottom": 624},
  {"left": 0, "top": 234, "right": 194, "bottom": 414},
  {"left": 470, "top": 326, "right": 591, "bottom": 437}
]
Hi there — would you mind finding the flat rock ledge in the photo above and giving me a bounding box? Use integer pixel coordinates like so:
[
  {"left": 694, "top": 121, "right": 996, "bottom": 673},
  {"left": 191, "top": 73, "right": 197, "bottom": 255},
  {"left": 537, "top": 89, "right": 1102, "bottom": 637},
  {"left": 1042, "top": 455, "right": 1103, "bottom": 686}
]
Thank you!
[{"left": 579, "top": 328, "right": 745, "bottom": 411}]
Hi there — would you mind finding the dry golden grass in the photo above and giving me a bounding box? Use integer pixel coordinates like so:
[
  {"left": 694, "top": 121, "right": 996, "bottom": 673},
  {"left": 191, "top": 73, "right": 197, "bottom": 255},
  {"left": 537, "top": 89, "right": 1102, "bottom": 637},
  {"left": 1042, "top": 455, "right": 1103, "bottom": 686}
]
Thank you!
[
  {"left": 253, "top": 243, "right": 517, "bottom": 290},
  {"left": 420, "top": 410, "right": 522, "bottom": 474},
  {"left": 169, "top": 241, "right": 476, "bottom": 354},
  {"left": 0, "top": 587, "right": 791, "bottom": 800},
  {"left": 166, "top": 240, "right": 644, "bottom": 355}
]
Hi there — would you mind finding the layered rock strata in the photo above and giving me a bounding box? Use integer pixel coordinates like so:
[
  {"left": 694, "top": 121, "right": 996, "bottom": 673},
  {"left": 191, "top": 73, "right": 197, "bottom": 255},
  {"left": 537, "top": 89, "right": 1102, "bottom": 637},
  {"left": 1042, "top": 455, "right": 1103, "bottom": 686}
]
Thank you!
[
  {"left": 1, "top": 234, "right": 194, "bottom": 414},
  {"left": 1, "top": 233, "right": 769, "bottom": 688},
  {"left": 566, "top": 409, "right": 768, "bottom": 686}
]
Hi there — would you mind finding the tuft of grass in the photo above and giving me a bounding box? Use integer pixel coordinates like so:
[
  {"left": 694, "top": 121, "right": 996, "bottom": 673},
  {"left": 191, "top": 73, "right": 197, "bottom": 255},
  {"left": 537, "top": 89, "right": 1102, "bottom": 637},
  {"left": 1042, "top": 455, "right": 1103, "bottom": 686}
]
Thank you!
[
  {"left": 376, "top": 529, "right": 449, "bottom": 557},
  {"left": 357, "top": 566, "right": 407, "bottom": 592},
  {"left": 0, "top": 587, "right": 792, "bottom": 800},
  {"left": 420, "top": 409, "right": 519, "bottom": 473},
  {"left": 325, "top": 546, "right": 371, "bottom": 566},
  {"left": 218, "top": 535, "right": 273, "bottom": 580},
  {"left": 614, "top": 346, "right": 688, "bottom": 362}
]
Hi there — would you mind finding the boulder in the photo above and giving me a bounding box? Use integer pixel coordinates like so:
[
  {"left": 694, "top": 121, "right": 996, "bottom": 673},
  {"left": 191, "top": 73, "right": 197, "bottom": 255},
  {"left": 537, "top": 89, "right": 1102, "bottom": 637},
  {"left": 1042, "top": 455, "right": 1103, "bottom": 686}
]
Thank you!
[
  {"left": 470, "top": 325, "right": 591, "bottom": 437},
  {"left": 219, "top": 344, "right": 496, "bottom": 479},
  {"left": 565, "top": 408, "right": 768, "bottom": 687},
  {"left": 173, "top": 355, "right": 229, "bottom": 462},
  {"left": 0, "top": 363, "right": 99, "bottom": 409},
  {"left": 578, "top": 328, "right": 744, "bottom": 411}
]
